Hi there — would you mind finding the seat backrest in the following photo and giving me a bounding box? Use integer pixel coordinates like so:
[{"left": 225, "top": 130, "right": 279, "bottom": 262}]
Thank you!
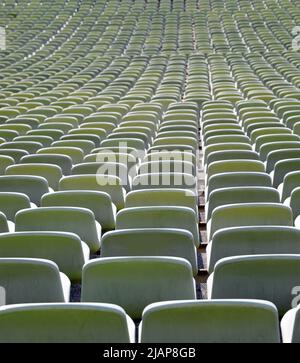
[
  {"left": 207, "top": 172, "right": 272, "bottom": 197},
  {"left": 208, "top": 226, "right": 300, "bottom": 273},
  {"left": 206, "top": 150, "right": 259, "bottom": 165},
  {"left": 41, "top": 190, "right": 115, "bottom": 230},
  {"left": 266, "top": 149, "right": 300, "bottom": 173},
  {"left": 140, "top": 300, "right": 280, "bottom": 343},
  {"left": 0, "top": 258, "right": 67, "bottom": 304},
  {"left": 207, "top": 187, "right": 280, "bottom": 220},
  {"left": 0, "top": 192, "right": 31, "bottom": 221},
  {"left": 273, "top": 159, "right": 300, "bottom": 188},
  {"left": 0, "top": 303, "right": 134, "bottom": 343},
  {"left": 207, "top": 160, "right": 265, "bottom": 179},
  {"left": 282, "top": 171, "right": 300, "bottom": 202},
  {"left": 116, "top": 206, "right": 199, "bottom": 247},
  {"left": 37, "top": 147, "right": 84, "bottom": 164},
  {"left": 0, "top": 175, "right": 49, "bottom": 206},
  {"left": 6, "top": 163, "right": 63, "bottom": 190},
  {"left": 209, "top": 203, "right": 293, "bottom": 239},
  {"left": 59, "top": 175, "right": 125, "bottom": 210},
  {"left": 125, "top": 189, "right": 198, "bottom": 214},
  {"left": 210, "top": 255, "right": 300, "bottom": 317},
  {"left": 0, "top": 232, "right": 86, "bottom": 282},
  {"left": 260, "top": 142, "right": 300, "bottom": 161},
  {"left": 15, "top": 207, "right": 100, "bottom": 253},
  {"left": 132, "top": 173, "right": 197, "bottom": 192},
  {"left": 101, "top": 228, "right": 198, "bottom": 276},
  {"left": 0, "top": 155, "right": 14, "bottom": 175},
  {"left": 20, "top": 154, "right": 73, "bottom": 176},
  {"left": 81, "top": 257, "right": 196, "bottom": 319}
]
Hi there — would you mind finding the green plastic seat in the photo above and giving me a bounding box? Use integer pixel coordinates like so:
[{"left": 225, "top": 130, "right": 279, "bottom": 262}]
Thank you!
[
  {"left": 0, "top": 175, "right": 49, "bottom": 206},
  {"left": 272, "top": 159, "right": 300, "bottom": 188},
  {"left": 207, "top": 226, "right": 300, "bottom": 273},
  {"left": 204, "top": 143, "right": 252, "bottom": 164},
  {"left": 282, "top": 172, "right": 300, "bottom": 202},
  {"left": 207, "top": 160, "right": 265, "bottom": 181},
  {"left": 84, "top": 152, "right": 138, "bottom": 175},
  {"left": 39, "top": 122, "right": 74, "bottom": 134},
  {"left": 28, "top": 129, "right": 64, "bottom": 141},
  {"left": 101, "top": 138, "right": 146, "bottom": 152},
  {"left": 0, "top": 130, "right": 19, "bottom": 141},
  {"left": 61, "top": 134, "right": 101, "bottom": 148},
  {"left": 205, "top": 135, "right": 250, "bottom": 146},
  {"left": 126, "top": 189, "right": 198, "bottom": 216},
  {"left": 0, "top": 192, "right": 31, "bottom": 222},
  {"left": 260, "top": 142, "right": 300, "bottom": 161},
  {"left": 15, "top": 207, "right": 101, "bottom": 253},
  {"left": 116, "top": 206, "right": 199, "bottom": 247},
  {"left": 0, "top": 141, "right": 43, "bottom": 154},
  {"left": 206, "top": 150, "right": 259, "bottom": 165},
  {"left": 250, "top": 127, "right": 292, "bottom": 143},
  {"left": 139, "top": 160, "right": 196, "bottom": 176},
  {"left": 206, "top": 187, "right": 280, "bottom": 220},
  {"left": 101, "top": 228, "right": 198, "bottom": 276},
  {"left": 266, "top": 149, "right": 300, "bottom": 173},
  {"left": 59, "top": 175, "right": 125, "bottom": 210},
  {"left": 207, "top": 172, "right": 272, "bottom": 198},
  {"left": 42, "top": 191, "right": 116, "bottom": 231},
  {"left": 14, "top": 135, "right": 53, "bottom": 147},
  {"left": 132, "top": 173, "right": 197, "bottom": 193},
  {"left": 0, "top": 155, "right": 15, "bottom": 175},
  {"left": 0, "top": 212, "right": 9, "bottom": 233},
  {"left": 153, "top": 136, "right": 198, "bottom": 149},
  {"left": 207, "top": 203, "right": 293, "bottom": 240},
  {"left": 71, "top": 162, "right": 131, "bottom": 192},
  {"left": 51, "top": 140, "right": 95, "bottom": 155},
  {"left": 0, "top": 232, "right": 88, "bottom": 282},
  {"left": 140, "top": 300, "right": 280, "bottom": 343},
  {"left": 6, "top": 163, "right": 62, "bottom": 191},
  {"left": 37, "top": 147, "right": 84, "bottom": 164},
  {"left": 20, "top": 154, "right": 73, "bottom": 176},
  {"left": 256, "top": 134, "right": 300, "bottom": 152},
  {"left": 208, "top": 255, "right": 300, "bottom": 317},
  {"left": 0, "top": 303, "right": 134, "bottom": 343},
  {"left": 81, "top": 257, "right": 196, "bottom": 319},
  {"left": 0, "top": 258, "right": 70, "bottom": 304}
]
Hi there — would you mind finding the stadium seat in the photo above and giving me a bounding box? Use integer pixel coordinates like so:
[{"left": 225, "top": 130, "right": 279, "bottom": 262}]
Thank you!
[
  {"left": 206, "top": 187, "right": 280, "bottom": 220},
  {"left": 208, "top": 255, "right": 300, "bottom": 317},
  {"left": 41, "top": 191, "right": 116, "bottom": 231},
  {"left": 0, "top": 232, "right": 88, "bottom": 282},
  {"left": 20, "top": 154, "right": 73, "bottom": 175},
  {"left": 207, "top": 203, "right": 293, "bottom": 240},
  {"left": 206, "top": 172, "right": 272, "bottom": 199},
  {"left": 0, "top": 155, "right": 15, "bottom": 175},
  {"left": 140, "top": 300, "right": 280, "bottom": 343},
  {"left": 59, "top": 175, "right": 125, "bottom": 210},
  {"left": 0, "top": 176, "right": 49, "bottom": 206},
  {"left": 0, "top": 258, "right": 70, "bottom": 303},
  {"left": 81, "top": 257, "right": 196, "bottom": 319},
  {"left": 0, "top": 192, "right": 32, "bottom": 222},
  {"left": 6, "top": 164, "right": 62, "bottom": 191},
  {"left": 101, "top": 229, "right": 198, "bottom": 276},
  {"left": 125, "top": 189, "right": 198, "bottom": 216},
  {"left": 0, "top": 303, "right": 135, "bottom": 343},
  {"left": 116, "top": 206, "right": 200, "bottom": 247},
  {"left": 207, "top": 226, "right": 300, "bottom": 273},
  {"left": 15, "top": 207, "right": 101, "bottom": 253}
]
